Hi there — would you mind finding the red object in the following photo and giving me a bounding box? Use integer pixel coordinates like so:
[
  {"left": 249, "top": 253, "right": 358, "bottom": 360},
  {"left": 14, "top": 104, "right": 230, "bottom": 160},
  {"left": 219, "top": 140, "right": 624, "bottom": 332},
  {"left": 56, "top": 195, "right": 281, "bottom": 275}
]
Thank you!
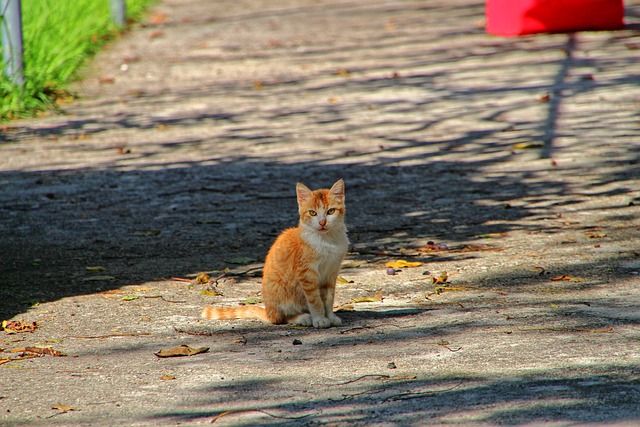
[{"left": 486, "top": 0, "right": 625, "bottom": 36}]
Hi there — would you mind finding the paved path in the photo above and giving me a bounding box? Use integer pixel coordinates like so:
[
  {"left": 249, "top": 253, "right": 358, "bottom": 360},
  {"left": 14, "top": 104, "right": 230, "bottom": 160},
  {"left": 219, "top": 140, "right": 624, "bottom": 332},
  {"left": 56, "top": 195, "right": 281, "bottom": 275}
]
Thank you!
[{"left": 1, "top": 1, "right": 640, "bottom": 425}]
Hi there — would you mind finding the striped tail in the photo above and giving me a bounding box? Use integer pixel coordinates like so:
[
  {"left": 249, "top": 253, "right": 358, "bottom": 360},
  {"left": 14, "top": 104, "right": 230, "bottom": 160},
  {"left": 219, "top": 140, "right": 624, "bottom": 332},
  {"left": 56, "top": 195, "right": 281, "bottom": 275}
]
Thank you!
[{"left": 201, "top": 305, "right": 270, "bottom": 322}]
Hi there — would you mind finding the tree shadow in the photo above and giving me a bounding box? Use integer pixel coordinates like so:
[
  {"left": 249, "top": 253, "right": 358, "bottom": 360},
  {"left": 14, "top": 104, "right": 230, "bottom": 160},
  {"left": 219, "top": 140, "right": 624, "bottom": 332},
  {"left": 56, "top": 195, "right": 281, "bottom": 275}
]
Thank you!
[
  {"left": 3, "top": 143, "right": 637, "bottom": 321},
  {"left": 151, "top": 367, "right": 640, "bottom": 425}
]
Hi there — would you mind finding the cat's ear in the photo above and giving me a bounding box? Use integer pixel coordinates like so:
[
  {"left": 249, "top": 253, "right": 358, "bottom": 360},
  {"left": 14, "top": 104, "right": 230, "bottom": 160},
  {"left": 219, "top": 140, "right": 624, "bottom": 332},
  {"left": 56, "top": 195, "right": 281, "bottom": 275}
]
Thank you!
[
  {"left": 296, "top": 182, "right": 313, "bottom": 205},
  {"left": 329, "top": 179, "right": 345, "bottom": 202}
]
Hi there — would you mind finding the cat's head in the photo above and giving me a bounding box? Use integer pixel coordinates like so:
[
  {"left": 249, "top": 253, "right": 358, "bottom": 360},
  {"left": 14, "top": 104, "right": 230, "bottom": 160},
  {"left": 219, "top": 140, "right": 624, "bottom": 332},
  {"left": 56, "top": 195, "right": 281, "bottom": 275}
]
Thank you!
[{"left": 296, "top": 179, "right": 345, "bottom": 234}]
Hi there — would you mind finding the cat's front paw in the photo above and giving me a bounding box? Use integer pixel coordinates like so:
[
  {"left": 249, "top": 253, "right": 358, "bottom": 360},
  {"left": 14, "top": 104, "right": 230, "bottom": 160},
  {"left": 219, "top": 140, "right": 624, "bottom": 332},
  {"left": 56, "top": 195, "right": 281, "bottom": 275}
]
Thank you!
[
  {"left": 292, "top": 313, "right": 313, "bottom": 326},
  {"left": 328, "top": 313, "right": 342, "bottom": 326},
  {"left": 312, "top": 317, "right": 331, "bottom": 329}
]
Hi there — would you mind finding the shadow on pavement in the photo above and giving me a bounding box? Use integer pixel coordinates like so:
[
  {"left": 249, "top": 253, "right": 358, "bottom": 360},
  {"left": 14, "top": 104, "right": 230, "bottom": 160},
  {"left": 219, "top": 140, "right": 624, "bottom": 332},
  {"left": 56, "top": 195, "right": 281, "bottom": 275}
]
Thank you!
[{"left": 153, "top": 366, "right": 640, "bottom": 425}]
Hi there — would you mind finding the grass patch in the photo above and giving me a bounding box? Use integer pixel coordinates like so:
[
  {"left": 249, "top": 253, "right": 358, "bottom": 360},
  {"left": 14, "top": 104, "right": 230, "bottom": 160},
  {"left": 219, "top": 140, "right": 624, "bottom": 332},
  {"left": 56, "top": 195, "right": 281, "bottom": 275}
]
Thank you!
[{"left": 0, "top": 0, "right": 155, "bottom": 121}]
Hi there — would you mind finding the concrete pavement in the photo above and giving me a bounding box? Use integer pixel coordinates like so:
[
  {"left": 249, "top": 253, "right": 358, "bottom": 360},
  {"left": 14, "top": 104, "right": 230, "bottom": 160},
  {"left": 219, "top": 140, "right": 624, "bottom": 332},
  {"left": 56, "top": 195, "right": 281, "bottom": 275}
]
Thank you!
[{"left": 1, "top": 0, "right": 640, "bottom": 425}]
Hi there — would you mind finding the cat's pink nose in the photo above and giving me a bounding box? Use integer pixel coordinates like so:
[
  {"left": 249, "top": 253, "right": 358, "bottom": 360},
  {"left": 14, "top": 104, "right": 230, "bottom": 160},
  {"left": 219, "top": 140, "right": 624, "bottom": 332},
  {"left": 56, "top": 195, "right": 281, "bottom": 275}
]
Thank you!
[{"left": 319, "top": 218, "right": 327, "bottom": 226}]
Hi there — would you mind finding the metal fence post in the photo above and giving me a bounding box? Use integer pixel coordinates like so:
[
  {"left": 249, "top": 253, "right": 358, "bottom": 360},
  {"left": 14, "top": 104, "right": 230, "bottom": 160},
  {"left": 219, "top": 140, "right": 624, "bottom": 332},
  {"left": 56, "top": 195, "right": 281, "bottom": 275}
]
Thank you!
[
  {"left": 109, "top": 0, "right": 126, "bottom": 27},
  {"left": 1, "top": 0, "right": 24, "bottom": 87}
]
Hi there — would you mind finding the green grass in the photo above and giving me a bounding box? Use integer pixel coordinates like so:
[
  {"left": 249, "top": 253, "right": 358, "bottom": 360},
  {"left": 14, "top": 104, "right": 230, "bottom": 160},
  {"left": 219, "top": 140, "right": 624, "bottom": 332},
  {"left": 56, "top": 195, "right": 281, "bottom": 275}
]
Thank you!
[{"left": 0, "top": 0, "right": 155, "bottom": 121}]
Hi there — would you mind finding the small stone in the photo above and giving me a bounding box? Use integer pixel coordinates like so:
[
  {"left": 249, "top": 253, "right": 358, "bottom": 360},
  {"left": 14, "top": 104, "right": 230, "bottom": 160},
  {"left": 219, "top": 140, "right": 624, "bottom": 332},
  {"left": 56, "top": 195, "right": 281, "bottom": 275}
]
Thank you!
[
  {"left": 386, "top": 268, "right": 397, "bottom": 275},
  {"left": 387, "top": 362, "right": 397, "bottom": 369},
  {"left": 292, "top": 339, "right": 302, "bottom": 346}
]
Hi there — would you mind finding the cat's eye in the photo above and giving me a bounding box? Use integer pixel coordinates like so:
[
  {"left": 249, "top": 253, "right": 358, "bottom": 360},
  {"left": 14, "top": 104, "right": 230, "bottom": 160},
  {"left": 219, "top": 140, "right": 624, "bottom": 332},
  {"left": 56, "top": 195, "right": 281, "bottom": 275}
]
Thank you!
[
  {"left": 327, "top": 208, "right": 336, "bottom": 215},
  {"left": 308, "top": 210, "right": 317, "bottom": 216}
]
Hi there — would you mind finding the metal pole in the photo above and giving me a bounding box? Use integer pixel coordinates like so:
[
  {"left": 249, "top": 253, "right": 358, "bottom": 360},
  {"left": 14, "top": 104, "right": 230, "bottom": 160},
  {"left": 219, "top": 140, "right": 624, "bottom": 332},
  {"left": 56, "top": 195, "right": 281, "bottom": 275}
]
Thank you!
[
  {"left": 1, "top": 0, "right": 24, "bottom": 87},
  {"left": 109, "top": 0, "right": 126, "bottom": 27}
]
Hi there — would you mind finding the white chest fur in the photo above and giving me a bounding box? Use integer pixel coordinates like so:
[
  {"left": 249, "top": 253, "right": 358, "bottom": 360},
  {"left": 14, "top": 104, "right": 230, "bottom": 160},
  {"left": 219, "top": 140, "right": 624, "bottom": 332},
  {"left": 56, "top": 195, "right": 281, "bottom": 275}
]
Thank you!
[{"left": 301, "top": 226, "right": 349, "bottom": 285}]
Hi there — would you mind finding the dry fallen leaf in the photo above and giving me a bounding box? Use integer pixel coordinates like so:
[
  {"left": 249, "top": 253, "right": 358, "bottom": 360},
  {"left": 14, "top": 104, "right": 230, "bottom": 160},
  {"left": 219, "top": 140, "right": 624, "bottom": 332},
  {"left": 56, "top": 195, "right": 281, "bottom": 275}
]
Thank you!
[
  {"left": 99, "top": 289, "right": 126, "bottom": 298},
  {"left": 335, "top": 303, "right": 355, "bottom": 312},
  {"left": 154, "top": 345, "right": 209, "bottom": 358},
  {"left": 420, "top": 241, "right": 448, "bottom": 252},
  {"left": 341, "top": 260, "right": 362, "bottom": 269},
  {"left": 335, "top": 67, "right": 351, "bottom": 78},
  {"left": 127, "top": 87, "right": 146, "bottom": 97},
  {"left": 551, "top": 275, "right": 586, "bottom": 283},
  {"left": 161, "top": 374, "right": 176, "bottom": 380},
  {"left": 336, "top": 276, "right": 352, "bottom": 285},
  {"left": 149, "top": 12, "right": 168, "bottom": 25},
  {"left": 200, "top": 290, "right": 221, "bottom": 297},
  {"left": 434, "top": 286, "right": 466, "bottom": 295},
  {"left": 98, "top": 75, "right": 115, "bottom": 84},
  {"left": 475, "top": 233, "right": 508, "bottom": 239},
  {"left": 122, "top": 54, "right": 141, "bottom": 64},
  {"left": 196, "top": 273, "right": 211, "bottom": 284},
  {"left": 26, "top": 347, "right": 66, "bottom": 357},
  {"left": 512, "top": 142, "right": 543, "bottom": 150},
  {"left": 52, "top": 404, "right": 76, "bottom": 412},
  {"left": 432, "top": 272, "right": 449, "bottom": 285},
  {"left": 2, "top": 319, "right": 37, "bottom": 334},
  {"left": 351, "top": 290, "right": 383, "bottom": 303},
  {"left": 386, "top": 260, "right": 422, "bottom": 269},
  {"left": 586, "top": 232, "right": 607, "bottom": 239},
  {"left": 148, "top": 29, "right": 165, "bottom": 39},
  {"left": 70, "top": 132, "right": 89, "bottom": 141},
  {"left": 538, "top": 93, "right": 551, "bottom": 103},
  {"left": 8, "top": 347, "right": 66, "bottom": 357}
]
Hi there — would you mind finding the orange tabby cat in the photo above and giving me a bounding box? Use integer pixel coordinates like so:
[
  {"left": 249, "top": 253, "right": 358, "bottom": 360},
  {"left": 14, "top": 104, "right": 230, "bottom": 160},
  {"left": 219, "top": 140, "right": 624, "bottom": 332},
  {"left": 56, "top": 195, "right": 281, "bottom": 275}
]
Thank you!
[{"left": 201, "top": 179, "right": 349, "bottom": 328}]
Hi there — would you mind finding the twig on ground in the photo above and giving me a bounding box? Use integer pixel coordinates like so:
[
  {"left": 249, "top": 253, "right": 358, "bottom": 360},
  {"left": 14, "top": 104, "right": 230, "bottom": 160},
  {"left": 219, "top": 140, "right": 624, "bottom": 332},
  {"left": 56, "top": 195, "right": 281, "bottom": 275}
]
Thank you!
[
  {"left": 508, "top": 326, "right": 613, "bottom": 333},
  {"left": 174, "top": 326, "right": 216, "bottom": 336},
  {"left": 382, "top": 381, "right": 465, "bottom": 401},
  {"left": 331, "top": 389, "right": 383, "bottom": 401},
  {"left": 142, "top": 295, "right": 186, "bottom": 303},
  {"left": 317, "top": 374, "right": 390, "bottom": 386},
  {"left": 436, "top": 341, "right": 463, "bottom": 352},
  {"left": 211, "top": 409, "right": 314, "bottom": 424},
  {"left": 67, "top": 332, "right": 151, "bottom": 339},
  {"left": 339, "top": 323, "right": 416, "bottom": 335},
  {"left": 225, "top": 267, "right": 263, "bottom": 277},
  {"left": 339, "top": 326, "right": 374, "bottom": 334},
  {"left": 171, "top": 277, "right": 195, "bottom": 283}
]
